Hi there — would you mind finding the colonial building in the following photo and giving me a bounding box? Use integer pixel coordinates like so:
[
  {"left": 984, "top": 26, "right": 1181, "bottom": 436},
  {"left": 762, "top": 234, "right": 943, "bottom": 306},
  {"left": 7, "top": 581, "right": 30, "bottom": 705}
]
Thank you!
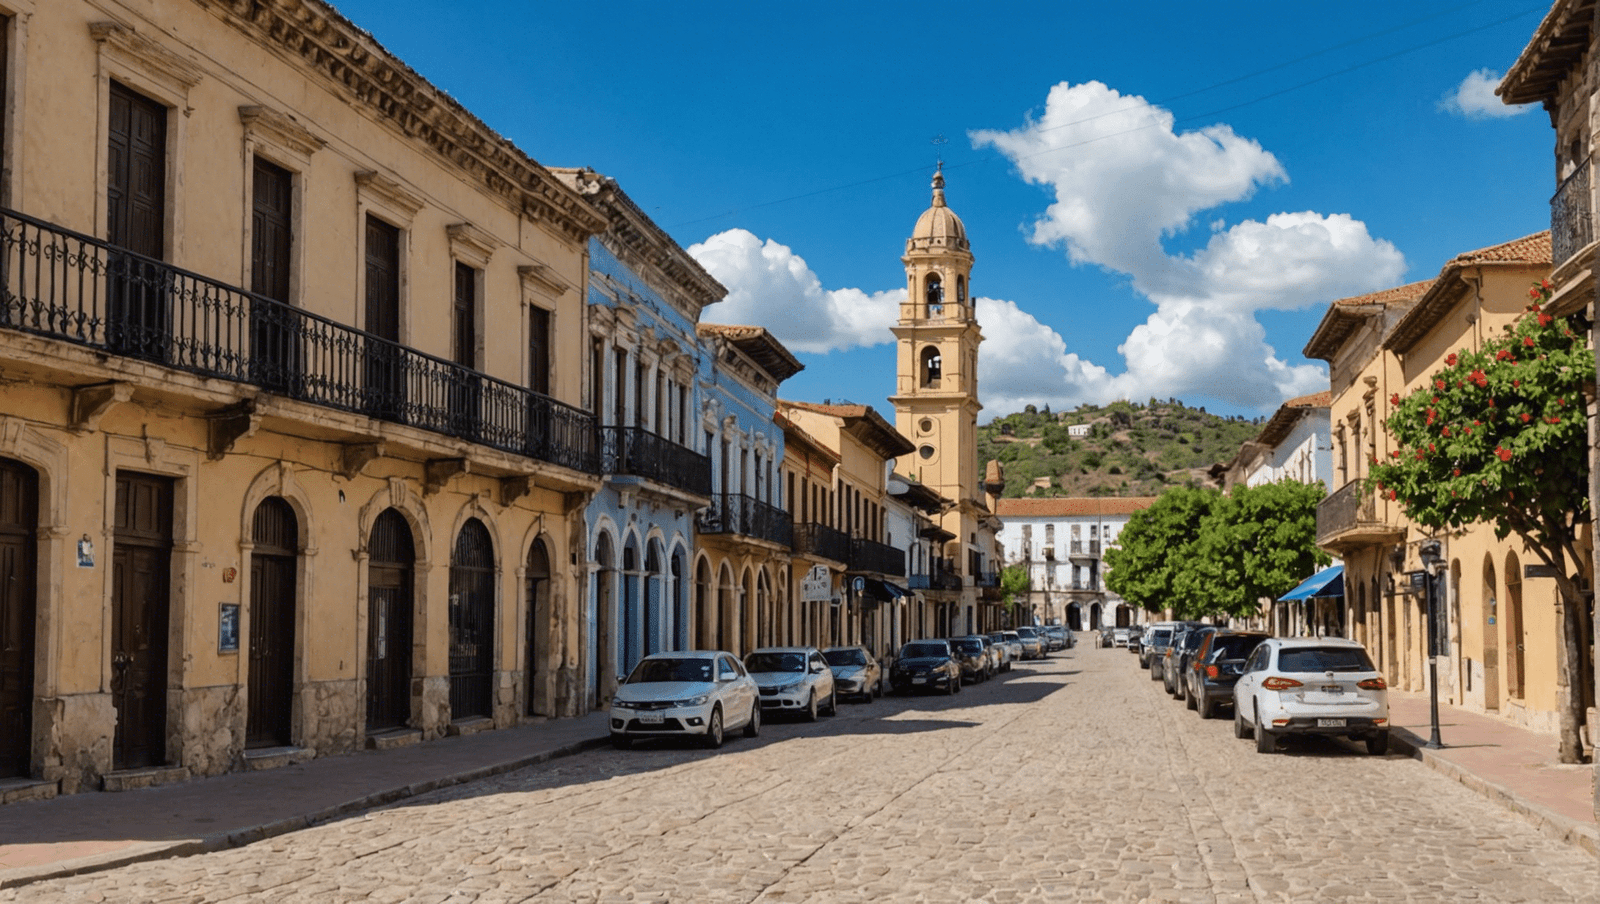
[
  {"left": 1306, "top": 234, "right": 1569, "bottom": 734},
  {"left": 887, "top": 473, "right": 958, "bottom": 645},
  {"left": 0, "top": 0, "right": 608, "bottom": 799},
  {"left": 551, "top": 169, "right": 718, "bottom": 707},
  {"left": 993, "top": 497, "right": 1155, "bottom": 631},
  {"left": 779, "top": 411, "right": 847, "bottom": 648},
  {"left": 889, "top": 168, "right": 1005, "bottom": 634}
]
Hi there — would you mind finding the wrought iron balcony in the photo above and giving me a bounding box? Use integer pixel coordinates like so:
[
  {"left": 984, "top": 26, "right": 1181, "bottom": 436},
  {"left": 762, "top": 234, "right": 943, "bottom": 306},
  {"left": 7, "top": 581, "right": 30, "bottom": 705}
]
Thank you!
[
  {"left": 1068, "top": 541, "right": 1101, "bottom": 557},
  {"left": 974, "top": 571, "right": 1000, "bottom": 588},
  {"left": 907, "top": 571, "right": 961, "bottom": 591},
  {"left": 792, "top": 521, "right": 850, "bottom": 563},
  {"left": 849, "top": 537, "right": 906, "bottom": 577},
  {"left": 0, "top": 208, "right": 598, "bottom": 473},
  {"left": 697, "top": 493, "right": 793, "bottom": 546},
  {"left": 599, "top": 426, "right": 711, "bottom": 497},
  {"left": 1316, "top": 478, "right": 1402, "bottom": 548},
  {"left": 1552, "top": 159, "right": 1593, "bottom": 269}
]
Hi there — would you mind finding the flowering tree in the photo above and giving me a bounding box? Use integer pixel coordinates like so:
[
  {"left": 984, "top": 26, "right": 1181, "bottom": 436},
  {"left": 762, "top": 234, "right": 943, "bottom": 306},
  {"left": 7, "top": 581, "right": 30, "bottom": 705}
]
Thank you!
[{"left": 1366, "top": 282, "right": 1593, "bottom": 764}]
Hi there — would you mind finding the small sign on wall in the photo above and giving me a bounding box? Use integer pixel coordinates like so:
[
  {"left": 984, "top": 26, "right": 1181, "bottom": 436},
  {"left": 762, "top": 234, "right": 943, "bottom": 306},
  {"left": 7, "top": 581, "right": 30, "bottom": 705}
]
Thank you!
[
  {"left": 218, "top": 603, "right": 240, "bottom": 653},
  {"left": 76, "top": 534, "right": 94, "bottom": 568}
]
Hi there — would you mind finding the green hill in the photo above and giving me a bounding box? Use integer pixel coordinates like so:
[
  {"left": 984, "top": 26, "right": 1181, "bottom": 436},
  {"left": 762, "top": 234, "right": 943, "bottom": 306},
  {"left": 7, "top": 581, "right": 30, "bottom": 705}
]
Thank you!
[{"left": 979, "top": 399, "right": 1264, "bottom": 498}]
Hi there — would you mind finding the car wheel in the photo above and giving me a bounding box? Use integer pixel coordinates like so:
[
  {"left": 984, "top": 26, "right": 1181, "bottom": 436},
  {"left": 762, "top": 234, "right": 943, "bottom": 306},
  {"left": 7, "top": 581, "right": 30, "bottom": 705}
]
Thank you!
[
  {"left": 1184, "top": 684, "right": 1198, "bottom": 710},
  {"left": 1366, "top": 731, "right": 1389, "bottom": 756},
  {"left": 1150, "top": 663, "right": 1161, "bottom": 681},
  {"left": 702, "top": 705, "right": 725, "bottom": 749},
  {"left": 1253, "top": 705, "right": 1275, "bottom": 754},
  {"left": 610, "top": 733, "right": 631, "bottom": 750},
  {"left": 1234, "top": 703, "right": 1250, "bottom": 739},
  {"left": 744, "top": 703, "right": 761, "bottom": 738},
  {"left": 824, "top": 688, "right": 838, "bottom": 716},
  {"left": 804, "top": 691, "right": 819, "bottom": 722},
  {"left": 1198, "top": 694, "right": 1216, "bottom": 720}
]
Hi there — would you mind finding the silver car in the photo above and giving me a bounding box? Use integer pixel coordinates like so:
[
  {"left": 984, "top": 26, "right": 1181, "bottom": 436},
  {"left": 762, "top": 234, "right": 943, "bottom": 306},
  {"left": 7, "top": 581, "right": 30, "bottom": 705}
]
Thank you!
[
  {"left": 823, "top": 646, "right": 882, "bottom": 702},
  {"left": 746, "top": 646, "right": 838, "bottom": 720},
  {"left": 609, "top": 651, "right": 760, "bottom": 749}
]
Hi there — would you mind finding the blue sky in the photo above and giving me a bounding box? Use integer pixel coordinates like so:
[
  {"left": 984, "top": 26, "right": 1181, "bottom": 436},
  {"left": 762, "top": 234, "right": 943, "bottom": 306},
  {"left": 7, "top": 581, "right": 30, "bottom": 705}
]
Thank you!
[{"left": 334, "top": 0, "right": 1556, "bottom": 421}]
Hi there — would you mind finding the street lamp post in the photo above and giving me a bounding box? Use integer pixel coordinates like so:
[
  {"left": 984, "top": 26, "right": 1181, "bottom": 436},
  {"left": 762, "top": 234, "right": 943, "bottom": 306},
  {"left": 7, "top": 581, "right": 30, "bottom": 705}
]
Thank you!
[{"left": 1418, "top": 539, "right": 1445, "bottom": 749}]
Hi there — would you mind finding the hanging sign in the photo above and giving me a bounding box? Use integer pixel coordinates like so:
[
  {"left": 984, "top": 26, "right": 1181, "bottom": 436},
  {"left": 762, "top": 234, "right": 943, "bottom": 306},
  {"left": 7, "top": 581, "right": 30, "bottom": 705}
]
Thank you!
[{"left": 801, "top": 564, "right": 832, "bottom": 602}]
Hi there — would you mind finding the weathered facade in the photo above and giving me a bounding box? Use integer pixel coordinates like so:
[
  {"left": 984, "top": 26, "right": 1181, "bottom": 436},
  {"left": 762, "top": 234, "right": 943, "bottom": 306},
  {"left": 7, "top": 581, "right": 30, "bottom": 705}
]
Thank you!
[
  {"left": 993, "top": 497, "right": 1155, "bottom": 631},
  {"left": 0, "top": 0, "right": 606, "bottom": 799}
]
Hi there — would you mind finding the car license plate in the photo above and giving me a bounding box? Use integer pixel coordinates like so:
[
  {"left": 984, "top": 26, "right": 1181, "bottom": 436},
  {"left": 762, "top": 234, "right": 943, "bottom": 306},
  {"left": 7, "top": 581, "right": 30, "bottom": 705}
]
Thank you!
[
  {"left": 1317, "top": 718, "right": 1346, "bottom": 728},
  {"left": 638, "top": 711, "right": 664, "bottom": 724},
  {"left": 913, "top": 676, "right": 927, "bottom": 684},
  {"left": 1321, "top": 685, "right": 1344, "bottom": 694}
]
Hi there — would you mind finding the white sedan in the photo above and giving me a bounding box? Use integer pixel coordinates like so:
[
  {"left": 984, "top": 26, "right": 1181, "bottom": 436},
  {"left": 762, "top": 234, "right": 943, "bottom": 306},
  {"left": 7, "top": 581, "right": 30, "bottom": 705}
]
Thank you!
[
  {"left": 1233, "top": 637, "right": 1390, "bottom": 755},
  {"left": 609, "top": 651, "right": 760, "bottom": 749},
  {"left": 745, "top": 646, "right": 837, "bottom": 720}
]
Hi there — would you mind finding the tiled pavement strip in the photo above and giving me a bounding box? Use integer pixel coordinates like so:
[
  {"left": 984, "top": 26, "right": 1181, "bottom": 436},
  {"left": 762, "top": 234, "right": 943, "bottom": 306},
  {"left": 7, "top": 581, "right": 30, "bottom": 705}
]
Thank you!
[{"left": 0, "top": 642, "right": 1593, "bottom": 892}]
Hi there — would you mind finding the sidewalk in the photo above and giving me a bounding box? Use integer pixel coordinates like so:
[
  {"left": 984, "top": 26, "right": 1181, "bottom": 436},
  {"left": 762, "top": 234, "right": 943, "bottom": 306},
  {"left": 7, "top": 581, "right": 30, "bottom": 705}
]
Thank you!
[
  {"left": 1386, "top": 690, "right": 1598, "bottom": 856},
  {"left": 0, "top": 712, "right": 610, "bottom": 889}
]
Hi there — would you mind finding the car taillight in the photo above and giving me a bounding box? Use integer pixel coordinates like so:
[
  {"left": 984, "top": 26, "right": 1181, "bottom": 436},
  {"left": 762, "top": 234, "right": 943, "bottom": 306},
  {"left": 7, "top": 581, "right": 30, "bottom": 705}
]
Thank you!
[
  {"left": 1357, "top": 677, "right": 1388, "bottom": 690},
  {"left": 1261, "top": 676, "right": 1303, "bottom": 691},
  {"left": 1205, "top": 665, "right": 1219, "bottom": 678}
]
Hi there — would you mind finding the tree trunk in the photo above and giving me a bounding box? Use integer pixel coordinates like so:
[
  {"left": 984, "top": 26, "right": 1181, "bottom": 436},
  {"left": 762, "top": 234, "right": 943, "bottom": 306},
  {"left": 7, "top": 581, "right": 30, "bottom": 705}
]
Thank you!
[{"left": 1556, "top": 580, "right": 1590, "bottom": 764}]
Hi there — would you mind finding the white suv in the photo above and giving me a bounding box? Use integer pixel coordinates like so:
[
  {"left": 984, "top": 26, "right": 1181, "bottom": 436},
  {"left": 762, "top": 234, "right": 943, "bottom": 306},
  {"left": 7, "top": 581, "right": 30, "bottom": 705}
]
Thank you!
[{"left": 1232, "top": 637, "right": 1389, "bottom": 755}]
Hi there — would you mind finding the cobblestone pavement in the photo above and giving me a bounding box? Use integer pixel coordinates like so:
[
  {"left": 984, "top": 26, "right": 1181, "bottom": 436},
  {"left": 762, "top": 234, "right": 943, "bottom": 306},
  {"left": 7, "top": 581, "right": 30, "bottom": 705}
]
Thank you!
[{"left": 8, "top": 646, "right": 1597, "bottom": 903}]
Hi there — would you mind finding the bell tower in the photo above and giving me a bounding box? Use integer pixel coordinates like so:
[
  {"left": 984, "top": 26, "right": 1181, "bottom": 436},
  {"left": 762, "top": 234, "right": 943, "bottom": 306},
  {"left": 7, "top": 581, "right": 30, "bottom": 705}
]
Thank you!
[{"left": 890, "top": 165, "right": 982, "bottom": 509}]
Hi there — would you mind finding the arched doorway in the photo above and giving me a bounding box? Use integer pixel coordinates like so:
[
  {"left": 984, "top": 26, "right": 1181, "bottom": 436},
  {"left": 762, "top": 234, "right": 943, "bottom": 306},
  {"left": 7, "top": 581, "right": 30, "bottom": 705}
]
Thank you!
[
  {"left": 592, "top": 532, "right": 616, "bottom": 709},
  {"left": 1115, "top": 605, "right": 1130, "bottom": 628},
  {"left": 717, "top": 563, "right": 736, "bottom": 653},
  {"left": 0, "top": 459, "right": 37, "bottom": 778},
  {"left": 671, "top": 550, "right": 687, "bottom": 651},
  {"left": 645, "top": 541, "right": 663, "bottom": 660},
  {"left": 112, "top": 472, "right": 173, "bottom": 769},
  {"left": 695, "top": 557, "right": 713, "bottom": 650},
  {"left": 621, "top": 537, "right": 641, "bottom": 675},
  {"left": 1089, "top": 602, "right": 1102, "bottom": 631},
  {"left": 1067, "top": 603, "right": 1082, "bottom": 632},
  {"left": 1504, "top": 551, "right": 1525, "bottom": 701},
  {"left": 1481, "top": 555, "right": 1499, "bottom": 711},
  {"left": 449, "top": 519, "right": 495, "bottom": 720},
  {"left": 247, "top": 497, "right": 297, "bottom": 748},
  {"left": 367, "top": 509, "right": 414, "bottom": 731},
  {"left": 525, "top": 539, "right": 550, "bottom": 717}
]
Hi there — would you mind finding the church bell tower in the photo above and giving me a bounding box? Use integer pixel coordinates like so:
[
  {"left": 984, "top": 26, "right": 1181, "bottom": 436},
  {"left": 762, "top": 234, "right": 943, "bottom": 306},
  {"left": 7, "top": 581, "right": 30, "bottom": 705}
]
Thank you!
[{"left": 890, "top": 165, "right": 982, "bottom": 510}]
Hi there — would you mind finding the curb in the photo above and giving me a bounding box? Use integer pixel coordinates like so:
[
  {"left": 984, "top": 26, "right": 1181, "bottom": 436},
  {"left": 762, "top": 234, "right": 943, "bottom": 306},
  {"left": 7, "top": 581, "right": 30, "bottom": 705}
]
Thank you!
[
  {"left": 0, "top": 733, "right": 610, "bottom": 889},
  {"left": 1390, "top": 726, "right": 1599, "bottom": 858}
]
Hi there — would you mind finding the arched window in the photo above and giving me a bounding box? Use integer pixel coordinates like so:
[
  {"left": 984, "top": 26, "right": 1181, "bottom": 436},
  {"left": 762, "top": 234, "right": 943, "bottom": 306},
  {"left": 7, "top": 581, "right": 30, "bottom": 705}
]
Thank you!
[
  {"left": 925, "top": 275, "right": 943, "bottom": 316},
  {"left": 920, "top": 346, "right": 942, "bottom": 388},
  {"left": 956, "top": 274, "right": 966, "bottom": 304}
]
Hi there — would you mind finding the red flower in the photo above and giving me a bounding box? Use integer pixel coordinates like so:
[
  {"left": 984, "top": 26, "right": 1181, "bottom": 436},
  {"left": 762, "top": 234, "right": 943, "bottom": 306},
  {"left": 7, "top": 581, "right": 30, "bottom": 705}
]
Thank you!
[
  {"left": 1496, "top": 349, "right": 1513, "bottom": 361},
  {"left": 1513, "top": 379, "right": 1520, "bottom": 387},
  {"left": 1473, "top": 421, "right": 1481, "bottom": 426},
  {"left": 1389, "top": 489, "right": 1397, "bottom": 500},
  {"left": 1559, "top": 398, "right": 1566, "bottom": 406},
  {"left": 1441, "top": 426, "right": 1451, "bottom": 437},
  {"left": 1445, "top": 353, "right": 1458, "bottom": 366},
  {"left": 1389, "top": 393, "right": 1400, "bottom": 406},
  {"left": 1542, "top": 279, "right": 1552, "bottom": 289},
  {"left": 1529, "top": 287, "right": 1542, "bottom": 299},
  {"left": 1548, "top": 416, "right": 1561, "bottom": 424},
  {"left": 1524, "top": 336, "right": 1535, "bottom": 347},
  {"left": 1538, "top": 313, "right": 1552, "bottom": 327},
  {"left": 1452, "top": 469, "right": 1461, "bottom": 477},
  {"left": 1496, "top": 446, "right": 1512, "bottom": 462},
  {"left": 1428, "top": 443, "right": 1435, "bottom": 452},
  {"left": 1435, "top": 379, "right": 1446, "bottom": 391},
  {"left": 1521, "top": 413, "right": 1532, "bottom": 423},
  {"left": 1390, "top": 450, "right": 1400, "bottom": 458},
  {"left": 1488, "top": 398, "right": 1495, "bottom": 407}
]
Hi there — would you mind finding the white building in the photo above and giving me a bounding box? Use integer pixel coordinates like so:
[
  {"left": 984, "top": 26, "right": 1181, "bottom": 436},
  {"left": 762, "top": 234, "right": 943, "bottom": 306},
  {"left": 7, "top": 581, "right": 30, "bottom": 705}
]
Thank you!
[{"left": 993, "top": 498, "right": 1157, "bottom": 631}]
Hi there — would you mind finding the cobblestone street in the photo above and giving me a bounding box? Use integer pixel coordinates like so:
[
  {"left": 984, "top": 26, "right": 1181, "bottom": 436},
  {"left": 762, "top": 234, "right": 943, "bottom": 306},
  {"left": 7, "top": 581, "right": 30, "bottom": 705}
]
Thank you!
[{"left": 8, "top": 645, "right": 1596, "bottom": 903}]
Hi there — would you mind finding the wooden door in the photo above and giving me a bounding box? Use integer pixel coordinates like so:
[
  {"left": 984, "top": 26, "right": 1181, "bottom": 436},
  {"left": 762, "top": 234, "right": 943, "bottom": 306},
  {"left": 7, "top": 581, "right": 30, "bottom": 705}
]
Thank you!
[
  {"left": 366, "top": 509, "right": 414, "bottom": 731},
  {"left": 106, "top": 82, "right": 168, "bottom": 362},
  {"left": 247, "top": 497, "right": 296, "bottom": 748},
  {"left": 112, "top": 472, "right": 172, "bottom": 769},
  {"left": 448, "top": 519, "right": 494, "bottom": 720},
  {"left": 250, "top": 157, "right": 301, "bottom": 395},
  {"left": 525, "top": 540, "right": 549, "bottom": 717},
  {"left": 0, "top": 459, "right": 37, "bottom": 778},
  {"left": 363, "top": 216, "right": 404, "bottom": 422},
  {"left": 447, "top": 261, "right": 480, "bottom": 440},
  {"left": 528, "top": 306, "right": 550, "bottom": 396}
]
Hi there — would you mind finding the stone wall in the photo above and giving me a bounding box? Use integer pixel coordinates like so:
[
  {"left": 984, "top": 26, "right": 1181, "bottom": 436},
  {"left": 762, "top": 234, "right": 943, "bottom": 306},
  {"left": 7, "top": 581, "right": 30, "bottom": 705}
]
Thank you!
[
  {"left": 34, "top": 693, "right": 114, "bottom": 794},
  {"left": 299, "top": 678, "right": 359, "bottom": 755},
  {"left": 178, "top": 685, "right": 243, "bottom": 777},
  {"left": 418, "top": 675, "right": 450, "bottom": 739}
]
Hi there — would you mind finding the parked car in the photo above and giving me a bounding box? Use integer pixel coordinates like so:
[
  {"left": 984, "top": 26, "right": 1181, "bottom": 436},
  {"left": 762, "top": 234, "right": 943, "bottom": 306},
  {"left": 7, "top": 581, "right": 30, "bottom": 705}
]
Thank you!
[
  {"left": 889, "top": 640, "right": 963, "bottom": 695},
  {"left": 1140, "top": 622, "right": 1179, "bottom": 672},
  {"left": 1127, "top": 627, "right": 1144, "bottom": 655},
  {"left": 822, "top": 645, "right": 881, "bottom": 702},
  {"left": 745, "top": 646, "right": 837, "bottom": 720},
  {"left": 947, "top": 636, "right": 991, "bottom": 682},
  {"left": 990, "top": 631, "right": 1023, "bottom": 664},
  {"left": 981, "top": 633, "right": 1013, "bottom": 672},
  {"left": 1233, "top": 637, "right": 1390, "bottom": 755},
  {"left": 1097, "top": 626, "right": 1116, "bottom": 648},
  {"left": 1013, "top": 626, "right": 1045, "bottom": 660},
  {"left": 1164, "top": 625, "right": 1213, "bottom": 700},
  {"left": 1041, "top": 624, "right": 1071, "bottom": 651},
  {"left": 609, "top": 650, "right": 760, "bottom": 749},
  {"left": 1186, "top": 631, "right": 1269, "bottom": 719},
  {"left": 1111, "top": 626, "right": 1133, "bottom": 648}
]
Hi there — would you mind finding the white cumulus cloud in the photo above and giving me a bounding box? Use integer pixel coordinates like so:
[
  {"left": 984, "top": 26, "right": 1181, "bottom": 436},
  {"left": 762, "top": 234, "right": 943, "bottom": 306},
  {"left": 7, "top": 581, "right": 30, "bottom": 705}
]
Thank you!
[
  {"left": 1440, "top": 68, "right": 1531, "bottom": 119},
  {"left": 687, "top": 228, "right": 901, "bottom": 354}
]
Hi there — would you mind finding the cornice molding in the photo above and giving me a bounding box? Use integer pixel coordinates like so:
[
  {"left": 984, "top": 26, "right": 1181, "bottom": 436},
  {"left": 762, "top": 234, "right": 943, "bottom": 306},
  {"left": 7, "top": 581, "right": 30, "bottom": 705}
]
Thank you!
[
  {"left": 355, "top": 170, "right": 424, "bottom": 218},
  {"left": 238, "top": 104, "right": 326, "bottom": 160},
  {"left": 519, "top": 262, "right": 571, "bottom": 298},
  {"left": 191, "top": 0, "right": 606, "bottom": 241},
  {"left": 91, "top": 20, "right": 204, "bottom": 96},
  {"left": 447, "top": 222, "right": 502, "bottom": 268}
]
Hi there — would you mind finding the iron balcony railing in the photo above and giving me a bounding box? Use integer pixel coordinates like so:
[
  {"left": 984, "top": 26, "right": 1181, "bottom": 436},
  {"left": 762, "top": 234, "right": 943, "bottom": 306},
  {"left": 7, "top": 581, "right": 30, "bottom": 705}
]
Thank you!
[
  {"left": 907, "top": 571, "right": 961, "bottom": 591},
  {"left": 1069, "top": 541, "right": 1101, "bottom": 556},
  {"left": 974, "top": 571, "right": 1001, "bottom": 588},
  {"left": 1552, "top": 158, "right": 1593, "bottom": 269},
  {"left": 849, "top": 537, "right": 905, "bottom": 577},
  {"left": 599, "top": 426, "right": 711, "bottom": 497},
  {"left": 697, "top": 493, "right": 793, "bottom": 547},
  {"left": 1316, "top": 479, "right": 1376, "bottom": 545},
  {"left": 0, "top": 208, "right": 598, "bottom": 473},
  {"left": 792, "top": 521, "right": 850, "bottom": 563}
]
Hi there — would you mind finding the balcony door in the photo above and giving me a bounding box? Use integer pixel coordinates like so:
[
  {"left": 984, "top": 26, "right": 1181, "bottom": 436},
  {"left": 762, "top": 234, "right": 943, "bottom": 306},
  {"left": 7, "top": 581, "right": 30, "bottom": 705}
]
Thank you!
[
  {"left": 106, "top": 82, "right": 168, "bottom": 362},
  {"left": 363, "top": 216, "right": 404, "bottom": 422},
  {"left": 250, "top": 157, "right": 302, "bottom": 395}
]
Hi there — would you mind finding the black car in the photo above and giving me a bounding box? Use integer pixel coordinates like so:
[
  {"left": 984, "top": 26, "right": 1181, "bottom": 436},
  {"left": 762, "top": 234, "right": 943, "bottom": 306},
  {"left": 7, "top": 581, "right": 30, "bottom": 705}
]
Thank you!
[
  {"left": 946, "top": 636, "right": 990, "bottom": 683},
  {"left": 890, "top": 640, "right": 962, "bottom": 695},
  {"left": 1164, "top": 625, "right": 1215, "bottom": 700},
  {"left": 1185, "top": 631, "right": 1269, "bottom": 718}
]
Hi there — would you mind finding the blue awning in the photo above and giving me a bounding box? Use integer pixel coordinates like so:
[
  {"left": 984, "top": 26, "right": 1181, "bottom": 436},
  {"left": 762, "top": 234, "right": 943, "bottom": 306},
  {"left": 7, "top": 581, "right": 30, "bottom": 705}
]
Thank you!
[{"left": 1278, "top": 565, "right": 1344, "bottom": 602}]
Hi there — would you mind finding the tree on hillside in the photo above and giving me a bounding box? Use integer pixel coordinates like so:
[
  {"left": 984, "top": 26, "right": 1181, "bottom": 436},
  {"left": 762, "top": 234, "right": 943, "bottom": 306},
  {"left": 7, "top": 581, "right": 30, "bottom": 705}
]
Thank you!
[
  {"left": 1188, "top": 482, "right": 1330, "bottom": 619},
  {"left": 1103, "top": 487, "right": 1222, "bottom": 613},
  {"left": 1367, "top": 282, "right": 1594, "bottom": 764}
]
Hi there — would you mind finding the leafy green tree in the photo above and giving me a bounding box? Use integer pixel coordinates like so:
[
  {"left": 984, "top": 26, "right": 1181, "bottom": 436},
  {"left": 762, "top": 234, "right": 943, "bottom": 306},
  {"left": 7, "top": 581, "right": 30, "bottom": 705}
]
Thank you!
[
  {"left": 1000, "top": 563, "right": 1030, "bottom": 612},
  {"left": 1104, "top": 487, "right": 1222, "bottom": 613},
  {"left": 1188, "top": 482, "right": 1330, "bottom": 619},
  {"left": 1367, "top": 282, "right": 1593, "bottom": 763}
]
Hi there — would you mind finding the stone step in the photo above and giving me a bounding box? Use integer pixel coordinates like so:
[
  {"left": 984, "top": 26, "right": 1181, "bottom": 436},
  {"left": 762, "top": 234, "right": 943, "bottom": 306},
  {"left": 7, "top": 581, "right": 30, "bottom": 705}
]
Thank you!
[
  {"left": 101, "top": 765, "right": 190, "bottom": 792},
  {"left": 365, "top": 727, "right": 422, "bottom": 751},
  {"left": 0, "top": 776, "right": 58, "bottom": 805},
  {"left": 241, "top": 745, "right": 314, "bottom": 771},
  {"left": 446, "top": 716, "right": 494, "bottom": 737}
]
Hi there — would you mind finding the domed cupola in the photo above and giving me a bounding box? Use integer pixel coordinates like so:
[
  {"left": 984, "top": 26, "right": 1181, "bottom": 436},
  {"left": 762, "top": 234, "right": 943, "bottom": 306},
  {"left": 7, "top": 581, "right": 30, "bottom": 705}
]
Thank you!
[{"left": 907, "top": 165, "right": 969, "bottom": 255}]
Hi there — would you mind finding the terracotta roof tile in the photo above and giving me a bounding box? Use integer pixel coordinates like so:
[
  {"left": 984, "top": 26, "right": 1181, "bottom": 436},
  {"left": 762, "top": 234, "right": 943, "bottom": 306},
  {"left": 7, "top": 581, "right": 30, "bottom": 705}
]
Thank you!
[
  {"left": 1446, "top": 230, "right": 1551, "bottom": 267},
  {"left": 1284, "top": 390, "right": 1332, "bottom": 409},
  {"left": 1329, "top": 279, "right": 1436, "bottom": 308},
  {"left": 993, "top": 497, "right": 1159, "bottom": 518}
]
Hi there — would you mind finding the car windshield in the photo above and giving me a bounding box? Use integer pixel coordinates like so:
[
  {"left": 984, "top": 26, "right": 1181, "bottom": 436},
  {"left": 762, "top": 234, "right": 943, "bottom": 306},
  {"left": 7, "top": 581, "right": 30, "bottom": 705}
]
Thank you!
[
  {"left": 1208, "top": 635, "right": 1266, "bottom": 661},
  {"left": 1181, "top": 631, "right": 1208, "bottom": 650},
  {"left": 988, "top": 634, "right": 1006, "bottom": 643},
  {"left": 1151, "top": 629, "right": 1173, "bottom": 645},
  {"left": 625, "top": 657, "right": 714, "bottom": 684},
  {"left": 1015, "top": 627, "right": 1037, "bottom": 637},
  {"left": 823, "top": 649, "right": 867, "bottom": 667},
  {"left": 901, "top": 642, "right": 948, "bottom": 659},
  {"left": 950, "top": 640, "right": 981, "bottom": 654},
  {"left": 745, "top": 652, "right": 806, "bottom": 673},
  {"left": 1277, "top": 647, "right": 1376, "bottom": 673}
]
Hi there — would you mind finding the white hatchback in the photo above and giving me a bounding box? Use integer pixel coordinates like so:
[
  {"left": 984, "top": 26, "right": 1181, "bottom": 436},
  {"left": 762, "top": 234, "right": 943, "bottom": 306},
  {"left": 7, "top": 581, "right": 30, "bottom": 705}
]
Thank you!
[
  {"left": 609, "top": 651, "right": 760, "bottom": 749},
  {"left": 1232, "top": 637, "right": 1389, "bottom": 755}
]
